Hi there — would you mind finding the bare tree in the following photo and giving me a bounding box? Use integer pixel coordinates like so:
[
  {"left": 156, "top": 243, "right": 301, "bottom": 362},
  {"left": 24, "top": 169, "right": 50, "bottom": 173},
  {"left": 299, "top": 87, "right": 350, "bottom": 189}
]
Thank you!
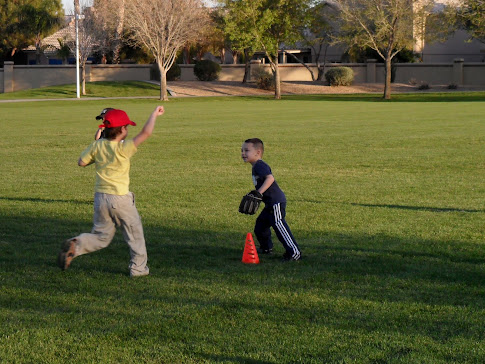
[
  {"left": 92, "top": 0, "right": 125, "bottom": 63},
  {"left": 125, "top": 0, "right": 210, "bottom": 101},
  {"left": 332, "top": 0, "right": 426, "bottom": 99},
  {"left": 66, "top": 2, "right": 103, "bottom": 95}
]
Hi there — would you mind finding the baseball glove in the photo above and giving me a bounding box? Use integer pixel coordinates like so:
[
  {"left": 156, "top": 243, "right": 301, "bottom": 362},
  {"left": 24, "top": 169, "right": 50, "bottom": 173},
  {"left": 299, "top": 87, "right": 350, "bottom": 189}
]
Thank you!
[{"left": 239, "top": 190, "right": 263, "bottom": 215}]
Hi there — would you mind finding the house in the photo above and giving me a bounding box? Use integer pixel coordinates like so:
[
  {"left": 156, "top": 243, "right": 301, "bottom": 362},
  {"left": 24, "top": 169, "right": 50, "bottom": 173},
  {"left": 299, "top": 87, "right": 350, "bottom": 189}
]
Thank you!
[{"left": 23, "top": 16, "right": 76, "bottom": 65}]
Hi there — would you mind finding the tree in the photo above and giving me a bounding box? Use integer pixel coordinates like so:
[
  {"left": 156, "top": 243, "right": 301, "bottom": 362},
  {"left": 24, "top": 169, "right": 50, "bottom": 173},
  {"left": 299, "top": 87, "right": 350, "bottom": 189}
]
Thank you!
[
  {"left": 66, "top": 2, "right": 103, "bottom": 95},
  {"left": 57, "top": 38, "right": 71, "bottom": 64},
  {"left": 92, "top": 0, "right": 126, "bottom": 63},
  {"left": 297, "top": 1, "right": 341, "bottom": 81},
  {"left": 21, "top": 0, "right": 63, "bottom": 64},
  {"left": 459, "top": 0, "right": 485, "bottom": 44},
  {"left": 224, "top": 1, "right": 259, "bottom": 83},
  {"left": 0, "top": 0, "right": 63, "bottom": 62},
  {"left": 125, "top": 0, "right": 210, "bottom": 101},
  {"left": 331, "top": 0, "right": 435, "bottom": 100},
  {"left": 224, "top": 0, "right": 309, "bottom": 99}
]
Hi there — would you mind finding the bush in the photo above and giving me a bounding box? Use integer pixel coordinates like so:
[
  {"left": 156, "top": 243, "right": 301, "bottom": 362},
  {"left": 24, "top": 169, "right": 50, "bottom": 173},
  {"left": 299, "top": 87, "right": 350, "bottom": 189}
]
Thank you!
[
  {"left": 252, "top": 66, "right": 275, "bottom": 90},
  {"left": 417, "top": 81, "right": 430, "bottom": 90},
  {"left": 194, "top": 60, "right": 221, "bottom": 81},
  {"left": 151, "top": 63, "right": 181, "bottom": 81},
  {"left": 166, "top": 63, "right": 181, "bottom": 81},
  {"left": 325, "top": 67, "right": 354, "bottom": 86},
  {"left": 447, "top": 83, "right": 458, "bottom": 90}
]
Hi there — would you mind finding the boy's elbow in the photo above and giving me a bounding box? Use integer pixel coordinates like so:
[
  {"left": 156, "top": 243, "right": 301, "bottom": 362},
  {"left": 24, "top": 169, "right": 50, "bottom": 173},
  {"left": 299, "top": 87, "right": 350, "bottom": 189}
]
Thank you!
[{"left": 78, "top": 158, "right": 87, "bottom": 167}]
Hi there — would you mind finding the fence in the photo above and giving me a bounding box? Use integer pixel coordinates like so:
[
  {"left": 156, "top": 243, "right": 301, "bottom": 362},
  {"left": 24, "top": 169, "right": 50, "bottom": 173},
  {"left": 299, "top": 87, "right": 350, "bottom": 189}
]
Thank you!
[{"left": 1, "top": 59, "right": 484, "bottom": 93}]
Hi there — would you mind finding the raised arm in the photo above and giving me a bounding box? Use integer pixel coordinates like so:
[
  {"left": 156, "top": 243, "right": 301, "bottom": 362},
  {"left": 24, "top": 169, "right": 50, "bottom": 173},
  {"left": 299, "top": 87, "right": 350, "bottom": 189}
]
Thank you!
[
  {"left": 133, "top": 106, "right": 165, "bottom": 147},
  {"left": 94, "top": 127, "right": 104, "bottom": 140}
]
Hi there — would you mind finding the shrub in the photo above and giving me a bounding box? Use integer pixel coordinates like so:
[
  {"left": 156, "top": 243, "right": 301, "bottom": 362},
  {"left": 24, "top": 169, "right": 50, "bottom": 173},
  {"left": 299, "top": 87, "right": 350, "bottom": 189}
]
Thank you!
[
  {"left": 166, "top": 63, "right": 181, "bottom": 81},
  {"left": 417, "top": 81, "right": 430, "bottom": 90},
  {"left": 325, "top": 67, "right": 354, "bottom": 86},
  {"left": 252, "top": 66, "right": 275, "bottom": 90},
  {"left": 194, "top": 60, "right": 221, "bottom": 81},
  {"left": 408, "top": 78, "right": 418, "bottom": 86},
  {"left": 447, "top": 83, "right": 458, "bottom": 90}
]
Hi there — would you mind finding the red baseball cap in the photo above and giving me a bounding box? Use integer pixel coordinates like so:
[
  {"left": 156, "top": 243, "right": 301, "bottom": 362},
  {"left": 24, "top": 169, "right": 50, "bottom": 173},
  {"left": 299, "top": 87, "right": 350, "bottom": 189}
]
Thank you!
[{"left": 99, "top": 109, "right": 136, "bottom": 128}]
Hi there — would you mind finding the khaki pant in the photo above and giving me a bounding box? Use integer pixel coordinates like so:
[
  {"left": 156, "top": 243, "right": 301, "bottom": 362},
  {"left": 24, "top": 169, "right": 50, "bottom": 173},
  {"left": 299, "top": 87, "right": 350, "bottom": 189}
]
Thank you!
[{"left": 72, "top": 192, "right": 149, "bottom": 277}]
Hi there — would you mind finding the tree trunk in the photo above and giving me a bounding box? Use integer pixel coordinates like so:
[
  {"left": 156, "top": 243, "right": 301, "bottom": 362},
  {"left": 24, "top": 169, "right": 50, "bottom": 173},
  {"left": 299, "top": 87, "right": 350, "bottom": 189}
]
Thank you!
[
  {"left": 317, "top": 44, "right": 330, "bottom": 82},
  {"left": 271, "top": 59, "right": 281, "bottom": 100},
  {"left": 82, "top": 63, "right": 86, "bottom": 95},
  {"left": 242, "top": 48, "right": 250, "bottom": 83},
  {"left": 159, "top": 65, "right": 169, "bottom": 101},
  {"left": 384, "top": 56, "right": 392, "bottom": 100},
  {"left": 220, "top": 48, "right": 225, "bottom": 64},
  {"left": 232, "top": 50, "right": 238, "bottom": 64},
  {"left": 112, "top": 0, "right": 125, "bottom": 63}
]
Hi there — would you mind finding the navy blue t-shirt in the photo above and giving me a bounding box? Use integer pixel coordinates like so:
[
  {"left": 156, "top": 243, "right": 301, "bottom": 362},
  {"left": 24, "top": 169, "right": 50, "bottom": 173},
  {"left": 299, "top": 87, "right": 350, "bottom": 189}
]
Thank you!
[{"left": 252, "top": 159, "right": 286, "bottom": 206}]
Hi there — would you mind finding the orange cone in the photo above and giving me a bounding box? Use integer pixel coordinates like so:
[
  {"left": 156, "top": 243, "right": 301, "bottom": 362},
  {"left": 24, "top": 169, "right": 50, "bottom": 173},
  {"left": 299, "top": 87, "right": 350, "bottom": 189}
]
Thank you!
[{"left": 242, "top": 232, "right": 260, "bottom": 264}]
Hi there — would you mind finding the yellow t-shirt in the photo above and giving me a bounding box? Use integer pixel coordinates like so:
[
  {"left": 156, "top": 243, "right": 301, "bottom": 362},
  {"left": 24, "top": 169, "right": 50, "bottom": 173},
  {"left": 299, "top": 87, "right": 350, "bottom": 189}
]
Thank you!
[{"left": 80, "top": 139, "right": 137, "bottom": 195}]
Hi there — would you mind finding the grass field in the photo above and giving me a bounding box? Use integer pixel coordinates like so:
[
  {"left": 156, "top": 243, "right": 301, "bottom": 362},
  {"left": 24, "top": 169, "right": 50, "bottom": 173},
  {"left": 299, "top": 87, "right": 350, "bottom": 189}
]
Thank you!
[{"left": 1, "top": 92, "right": 484, "bottom": 363}]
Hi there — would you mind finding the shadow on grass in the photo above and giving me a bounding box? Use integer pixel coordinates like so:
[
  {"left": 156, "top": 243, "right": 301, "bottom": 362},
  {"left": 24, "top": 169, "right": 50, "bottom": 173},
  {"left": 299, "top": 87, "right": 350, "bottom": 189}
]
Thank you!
[
  {"left": 1, "top": 212, "right": 484, "bottom": 359},
  {"left": 1, "top": 213, "right": 484, "bottom": 309},
  {"left": 296, "top": 198, "right": 485, "bottom": 213},
  {"left": 281, "top": 92, "right": 485, "bottom": 103},
  {"left": 0, "top": 196, "right": 91, "bottom": 205},
  {"left": 350, "top": 202, "right": 485, "bottom": 213}
]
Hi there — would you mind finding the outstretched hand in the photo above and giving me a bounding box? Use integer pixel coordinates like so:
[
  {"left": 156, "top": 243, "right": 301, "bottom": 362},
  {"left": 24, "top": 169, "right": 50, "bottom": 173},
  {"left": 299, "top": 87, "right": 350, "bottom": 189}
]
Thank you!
[{"left": 154, "top": 106, "right": 165, "bottom": 116}]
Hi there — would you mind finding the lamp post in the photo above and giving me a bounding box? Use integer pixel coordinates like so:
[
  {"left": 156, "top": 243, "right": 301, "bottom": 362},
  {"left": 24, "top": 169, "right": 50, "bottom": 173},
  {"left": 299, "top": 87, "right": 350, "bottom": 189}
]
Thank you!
[{"left": 74, "top": 0, "right": 80, "bottom": 98}]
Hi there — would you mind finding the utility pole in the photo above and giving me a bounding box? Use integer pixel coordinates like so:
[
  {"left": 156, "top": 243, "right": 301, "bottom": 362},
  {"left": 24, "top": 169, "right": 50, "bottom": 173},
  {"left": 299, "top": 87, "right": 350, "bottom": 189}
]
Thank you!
[{"left": 74, "top": 0, "right": 80, "bottom": 98}]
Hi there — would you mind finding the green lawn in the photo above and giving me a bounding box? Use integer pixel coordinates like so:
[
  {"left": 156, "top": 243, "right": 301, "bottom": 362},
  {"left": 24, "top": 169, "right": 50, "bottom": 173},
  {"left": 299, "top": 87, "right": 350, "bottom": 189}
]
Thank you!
[
  {"left": 0, "top": 94, "right": 484, "bottom": 363},
  {"left": 0, "top": 81, "right": 161, "bottom": 100}
]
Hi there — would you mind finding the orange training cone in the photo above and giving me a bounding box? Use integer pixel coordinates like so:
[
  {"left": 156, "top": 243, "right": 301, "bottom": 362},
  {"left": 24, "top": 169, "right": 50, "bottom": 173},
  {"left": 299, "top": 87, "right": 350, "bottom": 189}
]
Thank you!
[{"left": 242, "top": 232, "right": 260, "bottom": 264}]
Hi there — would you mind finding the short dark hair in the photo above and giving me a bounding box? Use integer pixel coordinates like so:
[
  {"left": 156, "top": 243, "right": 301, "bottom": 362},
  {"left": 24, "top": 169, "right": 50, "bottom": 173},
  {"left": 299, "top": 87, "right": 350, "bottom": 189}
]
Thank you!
[
  {"left": 103, "top": 126, "right": 124, "bottom": 140},
  {"left": 244, "top": 138, "right": 264, "bottom": 152}
]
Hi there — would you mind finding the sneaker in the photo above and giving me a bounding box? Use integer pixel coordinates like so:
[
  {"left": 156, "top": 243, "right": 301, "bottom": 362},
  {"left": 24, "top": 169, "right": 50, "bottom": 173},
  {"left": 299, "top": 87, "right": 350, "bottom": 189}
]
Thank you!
[
  {"left": 130, "top": 267, "right": 150, "bottom": 278},
  {"left": 57, "top": 239, "right": 77, "bottom": 270},
  {"left": 257, "top": 248, "right": 273, "bottom": 255},
  {"left": 281, "top": 252, "right": 301, "bottom": 262}
]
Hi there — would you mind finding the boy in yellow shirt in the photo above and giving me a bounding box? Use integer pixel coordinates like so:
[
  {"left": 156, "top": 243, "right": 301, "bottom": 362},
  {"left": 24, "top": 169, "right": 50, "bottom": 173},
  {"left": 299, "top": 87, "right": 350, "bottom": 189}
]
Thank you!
[{"left": 58, "top": 106, "right": 165, "bottom": 277}]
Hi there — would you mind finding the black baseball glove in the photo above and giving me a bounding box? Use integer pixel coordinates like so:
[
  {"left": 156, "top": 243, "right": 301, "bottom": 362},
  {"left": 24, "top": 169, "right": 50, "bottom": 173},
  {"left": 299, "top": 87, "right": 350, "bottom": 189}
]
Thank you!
[{"left": 239, "top": 190, "right": 263, "bottom": 215}]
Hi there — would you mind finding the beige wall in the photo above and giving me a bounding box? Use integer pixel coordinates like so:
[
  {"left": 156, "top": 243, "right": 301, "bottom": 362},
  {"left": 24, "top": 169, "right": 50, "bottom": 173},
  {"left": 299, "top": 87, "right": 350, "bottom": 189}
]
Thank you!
[
  {"left": 381, "top": 64, "right": 454, "bottom": 84},
  {"left": 464, "top": 65, "right": 485, "bottom": 85},
  {"left": 12, "top": 65, "right": 76, "bottom": 91},
  {"left": 88, "top": 64, "right": 152, "bottom": 82},
  {"left": 2, "top": 64, "right": 152, "bottom": 93},
  {"left": 2, "top": 61, "right": 485, "bottom": 93}
]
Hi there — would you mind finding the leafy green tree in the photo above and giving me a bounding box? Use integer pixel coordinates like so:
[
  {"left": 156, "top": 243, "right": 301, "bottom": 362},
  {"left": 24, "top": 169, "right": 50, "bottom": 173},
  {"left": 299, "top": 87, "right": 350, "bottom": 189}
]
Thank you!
[
  {"left": 458, "top": 0, "right": 485, "bottom": 43},
  {"left": 21, "top": 0, "right": 63, "bottom": 64},
  {"left": 0, "top": 0, "right": 63, "bottom": 63},
  {"left": 297, "top": 1, "right": 341, "bottom": 81},
  {"left": 224, "top": 0, "right": 309, "bottom": 99}
]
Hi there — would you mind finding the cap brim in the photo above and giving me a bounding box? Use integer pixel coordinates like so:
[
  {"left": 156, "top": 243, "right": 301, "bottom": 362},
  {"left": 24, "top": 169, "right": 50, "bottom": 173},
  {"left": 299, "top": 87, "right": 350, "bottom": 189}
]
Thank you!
[{"left": 95, "top": 115, "right": 104, "bottom": 120}]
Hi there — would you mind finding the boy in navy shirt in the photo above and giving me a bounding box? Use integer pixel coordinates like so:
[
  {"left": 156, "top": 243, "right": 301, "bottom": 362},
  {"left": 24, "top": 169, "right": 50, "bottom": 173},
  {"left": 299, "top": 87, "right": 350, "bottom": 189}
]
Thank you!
[{"left": 241, "top": 138, "right": 301, "bottom": 261}]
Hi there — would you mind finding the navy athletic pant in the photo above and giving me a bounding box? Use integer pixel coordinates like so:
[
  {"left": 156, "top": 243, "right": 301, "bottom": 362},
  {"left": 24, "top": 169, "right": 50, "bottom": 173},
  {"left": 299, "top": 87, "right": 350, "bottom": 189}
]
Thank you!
[{"left": 254, "top": 202, "right": 301, "bottom": 259}]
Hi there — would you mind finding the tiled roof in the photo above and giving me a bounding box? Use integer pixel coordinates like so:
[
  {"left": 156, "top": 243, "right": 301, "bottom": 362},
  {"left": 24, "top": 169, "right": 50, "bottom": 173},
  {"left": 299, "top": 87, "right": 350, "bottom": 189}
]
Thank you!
[{"left": 24, "top": 18, "right": 75, "bottom": 53}]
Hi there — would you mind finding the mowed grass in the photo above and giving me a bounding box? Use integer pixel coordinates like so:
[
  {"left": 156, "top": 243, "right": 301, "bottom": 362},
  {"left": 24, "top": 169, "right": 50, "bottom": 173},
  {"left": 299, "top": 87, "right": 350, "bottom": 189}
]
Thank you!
[
  {"left": 0, "top": 81, "right": 161, "bottom": 100},
  {"left": 0, "top": 94, "right": 484, "bottom": 363}
]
